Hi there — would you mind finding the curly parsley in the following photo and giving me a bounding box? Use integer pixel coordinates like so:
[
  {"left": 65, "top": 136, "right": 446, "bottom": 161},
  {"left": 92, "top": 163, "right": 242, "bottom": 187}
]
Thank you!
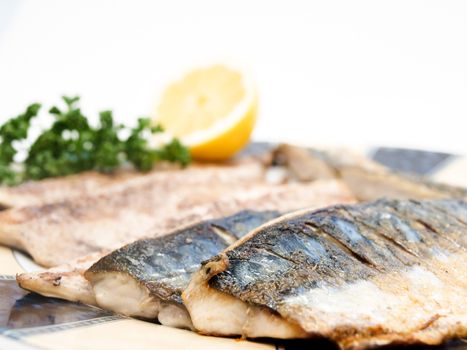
[{"left": 0, "top": 96, "right": 190, "bottom": 185}]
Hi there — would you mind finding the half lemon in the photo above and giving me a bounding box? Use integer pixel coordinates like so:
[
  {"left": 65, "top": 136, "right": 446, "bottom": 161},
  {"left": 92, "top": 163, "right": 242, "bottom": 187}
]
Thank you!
[{"left": 155, "top": 64, "right": 257, "bottom": 161}]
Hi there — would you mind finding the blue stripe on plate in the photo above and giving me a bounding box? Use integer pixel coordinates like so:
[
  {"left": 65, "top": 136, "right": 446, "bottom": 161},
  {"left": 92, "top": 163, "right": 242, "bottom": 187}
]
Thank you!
[
  {"left": 0, "top": 280, "right": 117, "bottom": 337},
  {"left": 371, "top": 147, "right": 454, "bottom": 176}
]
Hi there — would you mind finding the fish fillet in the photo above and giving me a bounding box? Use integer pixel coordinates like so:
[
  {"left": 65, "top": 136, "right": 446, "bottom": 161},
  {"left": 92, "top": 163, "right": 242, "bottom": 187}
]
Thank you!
[
  {"left": 274, "top": 144, "right": 467, "bottom": 200},
  {"left": 183, "top": 199, "right": 467, "bottom": 349},
  {"left": 17, "top": 180, "right": 355, "bottom": 310},
  {"left": 0, "top": 161, "right": 269, "bottom": 267},
  {"left": 85, "top": 210, "right": 281, "bottom": 329},
  {"left": 0, "top": 170, "right": 140, "bottom": 209},
  {"left": 3, "top": 143, "right": 464, "bottom": 210},
  {"left": 0, "top": 143, "right": 274, "bottom": 209}
]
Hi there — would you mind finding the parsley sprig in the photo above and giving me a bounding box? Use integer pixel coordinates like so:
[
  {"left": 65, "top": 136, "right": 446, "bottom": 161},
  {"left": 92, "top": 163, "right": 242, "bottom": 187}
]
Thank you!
[{"left": 0, "top": 96, "right": 190, "bottom": 185}]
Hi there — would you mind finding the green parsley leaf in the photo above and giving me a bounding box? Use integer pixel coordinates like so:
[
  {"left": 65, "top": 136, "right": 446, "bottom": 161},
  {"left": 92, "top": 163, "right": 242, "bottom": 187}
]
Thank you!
[
  {"left": 0, "top": 96, "right": 191, "bottom": 185},
  {"left": 0, "top": 103, "right": 41, "bottom": 164}
]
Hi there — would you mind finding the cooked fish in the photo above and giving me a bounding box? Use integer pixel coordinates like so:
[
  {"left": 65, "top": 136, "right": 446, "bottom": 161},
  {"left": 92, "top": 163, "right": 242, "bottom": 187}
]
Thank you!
[
  {"left": 85, "top": 210, "right": 281, "bottom": 329},
  {"left": 5, "top": 143, "right": 463, "bottom": 267},
  {"left": 3, "top": 143, "right": 463, "bottom": 210},
  {"left": 0, "top": 143, "right": 275, "bottom": 209},
  {"left": 274, "top": 144, "right": 467, "bottom": 200},
  {"left": 16, "top": 180, "right": 354, "bottom": 309},
  {"left": 15, "top": 253, "right": 101, "bottom": 306},
  {"left": 0, "top": 161, "right": 271, "bottom": 267},
  {"left": 183, "top": 198, "right": 467, "bottom": 349},
  {"left": 0, "top": 171, "right": 139, "bottom": 209}
]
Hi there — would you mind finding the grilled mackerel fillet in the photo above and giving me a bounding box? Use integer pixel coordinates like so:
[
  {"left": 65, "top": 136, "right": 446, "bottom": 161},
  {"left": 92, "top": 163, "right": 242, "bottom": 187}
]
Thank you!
[
  {"left": 17, "top": 179, "right": 354, "bottom": 303},
  {"left": 84, "top": 210, "right": 280, "bottom": 329},
  {"left": 183, "top": 199, "right": 467, "bottom": 349}
]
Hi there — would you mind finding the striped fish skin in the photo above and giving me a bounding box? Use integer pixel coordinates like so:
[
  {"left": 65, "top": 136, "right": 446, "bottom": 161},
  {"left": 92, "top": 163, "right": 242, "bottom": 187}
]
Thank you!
[
  {"left": 183, "top": 199, "right": 467, "bottom": 349},
  {"left": 84, "top": 210, "right": 280, "bottom": 329}
]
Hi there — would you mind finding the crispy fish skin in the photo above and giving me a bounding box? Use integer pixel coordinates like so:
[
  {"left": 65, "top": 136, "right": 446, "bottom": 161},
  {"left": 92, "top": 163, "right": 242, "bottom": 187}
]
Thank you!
[
  {"left": 16, "top": 179, "right": 354, "bottom": 308},
  {"left": 183, "top": 199, "right": 467, "bottom": 349},
  {"left": 86, "top": 210, "right": 280, "bottom": 302},
  {"left": 84, "top": 210, "right": 280, "bottom": 328}
]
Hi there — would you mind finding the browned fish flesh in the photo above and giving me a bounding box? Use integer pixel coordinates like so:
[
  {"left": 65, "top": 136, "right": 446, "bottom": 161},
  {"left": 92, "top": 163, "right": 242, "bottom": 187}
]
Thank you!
[
  {"left": 0, "top": 170, "right": 140, "bottom": 209},
  {"left": 183, "top": 198, "right": 467, "bottom": 349},
  {"left": 0, "top": 143, "right": 274, "bottom": 209},
  {"left": 3, "top": 143, "right": 464, "bottom": 210},
  {"left": 0, "top": 161, "right": 272, "bottom": 266},
  {"left": 16, "top": 179, "right": 354, "bottom": 303}
]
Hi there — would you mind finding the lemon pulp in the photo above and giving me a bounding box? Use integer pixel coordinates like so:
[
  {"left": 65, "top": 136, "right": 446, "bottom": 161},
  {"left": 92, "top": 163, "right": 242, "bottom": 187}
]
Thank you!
[{"left": 156, "top": 65, "right": 257, "bottom": 161}]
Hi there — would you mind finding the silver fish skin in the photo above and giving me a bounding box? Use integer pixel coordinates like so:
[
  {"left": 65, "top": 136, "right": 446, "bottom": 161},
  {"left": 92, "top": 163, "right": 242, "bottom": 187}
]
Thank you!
[
  {"left": 84, "top": 210, "right": 280, "bottom": 329},
  {"left": 183, "top": 199, "right": 467, "bottom": 349}
]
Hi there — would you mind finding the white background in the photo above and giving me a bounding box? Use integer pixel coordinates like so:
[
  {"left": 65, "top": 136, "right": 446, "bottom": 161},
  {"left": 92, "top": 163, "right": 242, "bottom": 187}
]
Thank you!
[{"left": 0, "top": 0, "right": 466, "bottom": 154}]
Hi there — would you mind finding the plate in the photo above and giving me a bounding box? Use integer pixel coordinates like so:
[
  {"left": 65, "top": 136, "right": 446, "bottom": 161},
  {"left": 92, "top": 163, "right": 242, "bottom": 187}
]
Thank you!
[{"left": 0, "top": 145, "right": 465, "bottom": 350}]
